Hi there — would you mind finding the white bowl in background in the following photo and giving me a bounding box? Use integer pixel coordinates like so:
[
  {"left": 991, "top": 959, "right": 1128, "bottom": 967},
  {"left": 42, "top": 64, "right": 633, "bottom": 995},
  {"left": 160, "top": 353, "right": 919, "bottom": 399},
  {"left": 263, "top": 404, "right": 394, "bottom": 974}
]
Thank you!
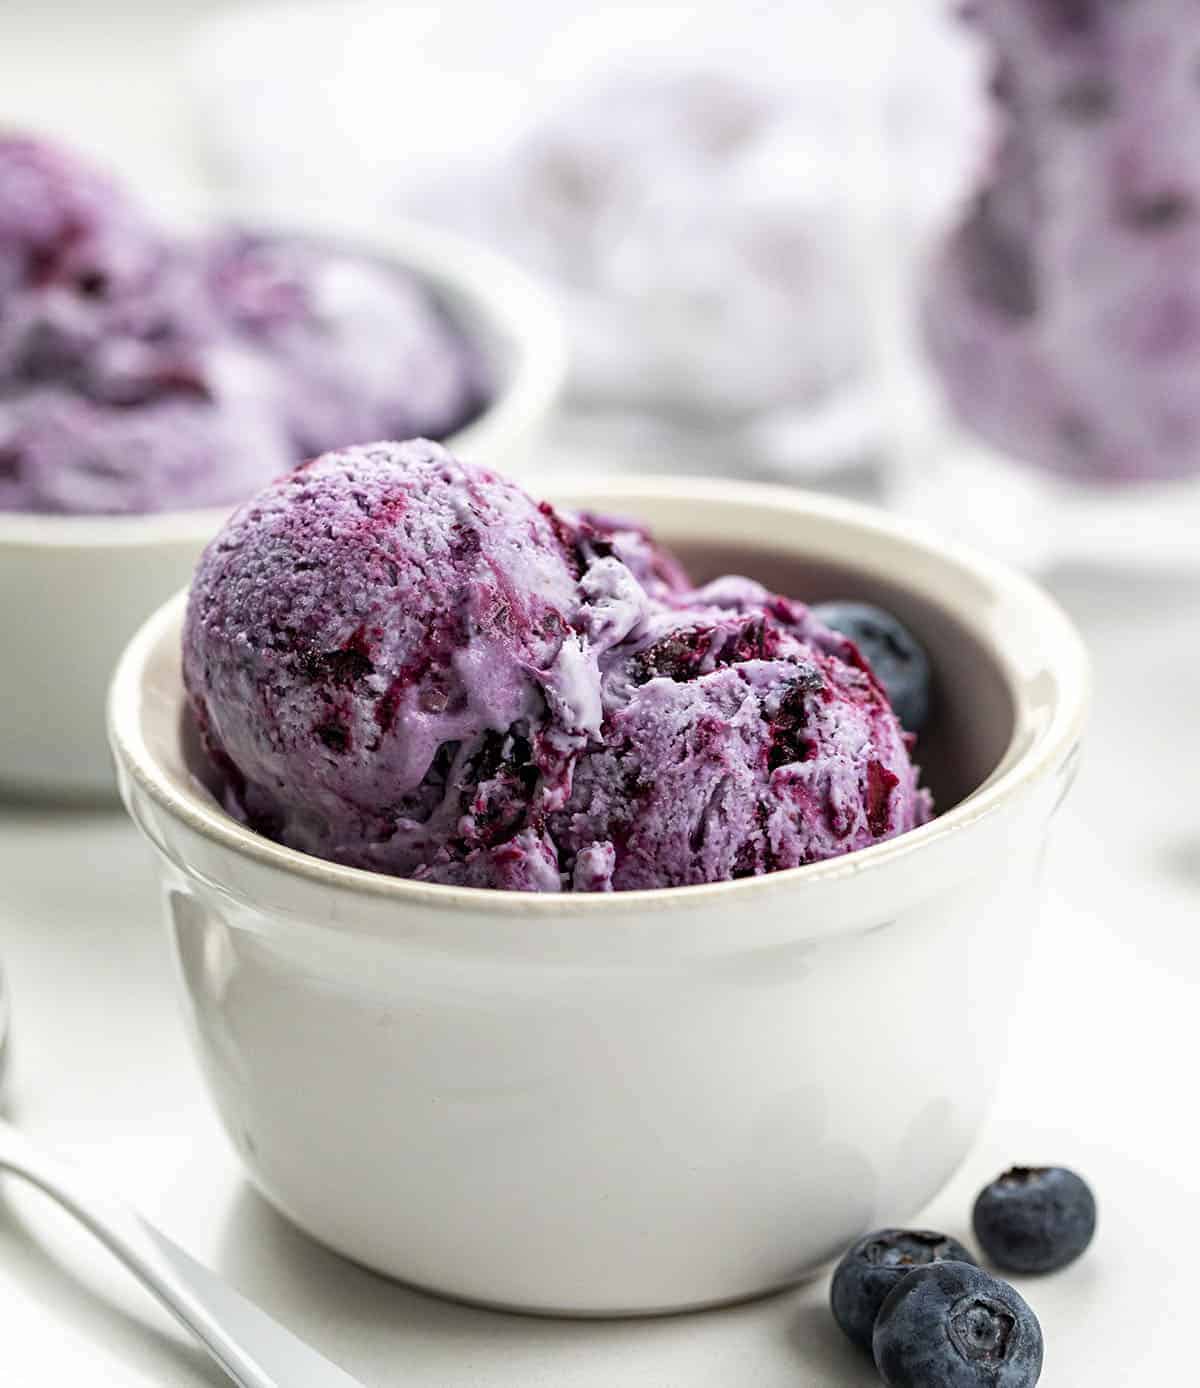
[
  {"left": 109, "top": 477, "right": 1088, "bottom": 1317},
  {"left": 0, "top": 213, "right": 565, "bottom": 798}
]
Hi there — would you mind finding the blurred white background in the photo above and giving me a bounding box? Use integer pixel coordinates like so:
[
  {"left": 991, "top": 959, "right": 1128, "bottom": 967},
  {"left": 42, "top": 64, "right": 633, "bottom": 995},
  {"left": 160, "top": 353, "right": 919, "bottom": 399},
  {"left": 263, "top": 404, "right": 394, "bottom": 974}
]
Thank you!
[{"left": 3, "top": 0, "right": 985, "bottom": 487}]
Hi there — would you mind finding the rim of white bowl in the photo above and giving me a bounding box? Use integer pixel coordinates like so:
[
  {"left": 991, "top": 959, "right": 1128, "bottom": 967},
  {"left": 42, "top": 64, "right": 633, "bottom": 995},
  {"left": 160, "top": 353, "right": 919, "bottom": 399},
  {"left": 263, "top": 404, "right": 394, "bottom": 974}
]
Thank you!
[
  {"left": 0, "top": 212, "right": 566, "bottom": 549},
  {"left": 108, "top": 476, "right": 1091, "bottom": 919}
]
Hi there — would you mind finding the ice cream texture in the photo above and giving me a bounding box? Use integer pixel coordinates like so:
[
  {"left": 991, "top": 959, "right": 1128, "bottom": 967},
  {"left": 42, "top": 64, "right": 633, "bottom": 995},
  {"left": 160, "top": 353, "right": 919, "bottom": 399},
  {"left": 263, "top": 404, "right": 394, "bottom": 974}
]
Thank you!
[
  {"left": 0, "top": 134, "right": 485, "bottom": 514},
  {"left": 925, "top": 0, "right": 1200, "bottom": 485},
  {"left": 184, "top": 440, "right": 932, "bottom": 893}
]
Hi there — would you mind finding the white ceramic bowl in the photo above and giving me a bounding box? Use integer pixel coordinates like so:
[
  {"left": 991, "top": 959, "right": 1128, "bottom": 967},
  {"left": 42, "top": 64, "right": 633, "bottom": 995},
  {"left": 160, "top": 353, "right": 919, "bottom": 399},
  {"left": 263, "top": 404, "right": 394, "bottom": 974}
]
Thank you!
[
  {"left": 109, "top": 478, "right": 1088, "bottom": 1317},
  {"left": 0, "top": 214, "right": 565, "bottom": 798}
]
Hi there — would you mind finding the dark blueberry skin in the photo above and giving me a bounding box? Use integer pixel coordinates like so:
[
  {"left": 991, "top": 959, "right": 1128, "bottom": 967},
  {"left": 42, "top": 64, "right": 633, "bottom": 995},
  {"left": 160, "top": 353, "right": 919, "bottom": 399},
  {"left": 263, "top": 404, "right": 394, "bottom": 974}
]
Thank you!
[
  {"left": 812, "top": 601, "right": 932, "bottom": 733},
  {"left": 873, "top": 1261, "right": 1043, "bottom": 1388},
  {"left": 973, "top": 1166, "right": 1096, "bottom": 1274},
  {"left": 830, "top": 1229, "right": 976, "bottom": 1351}
]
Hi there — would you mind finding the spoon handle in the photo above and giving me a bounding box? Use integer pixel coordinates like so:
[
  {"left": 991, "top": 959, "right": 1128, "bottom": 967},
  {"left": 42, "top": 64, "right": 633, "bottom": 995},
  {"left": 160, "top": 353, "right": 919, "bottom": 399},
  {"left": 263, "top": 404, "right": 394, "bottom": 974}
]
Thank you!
[{"left": 0, "top": 1117, "right": 366, "bottom": 1388}]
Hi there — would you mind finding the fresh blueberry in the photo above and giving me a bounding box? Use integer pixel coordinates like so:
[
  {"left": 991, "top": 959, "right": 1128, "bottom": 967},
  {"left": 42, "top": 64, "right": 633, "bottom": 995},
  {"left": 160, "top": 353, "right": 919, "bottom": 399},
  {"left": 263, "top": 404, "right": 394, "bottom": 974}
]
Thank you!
[
  {"left": 830, "top": 1228, "right": 976, "bottom": 1351},
  {"left": 813, "top": 601, "right": 932, "bottom": 732},
  {"left": 873, "top": 1261, "right": 1043, "bottom": 1388},
  {"left": 973, "top": 1166, "right": 1096, "bottom": 1274}
]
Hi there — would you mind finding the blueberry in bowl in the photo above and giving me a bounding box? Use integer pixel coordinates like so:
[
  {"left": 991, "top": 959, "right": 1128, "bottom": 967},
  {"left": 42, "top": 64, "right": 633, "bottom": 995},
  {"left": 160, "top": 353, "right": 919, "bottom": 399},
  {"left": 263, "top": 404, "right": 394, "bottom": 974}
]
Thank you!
[{"left": 812, "top": 600, "right": 932, "bottom": 732}]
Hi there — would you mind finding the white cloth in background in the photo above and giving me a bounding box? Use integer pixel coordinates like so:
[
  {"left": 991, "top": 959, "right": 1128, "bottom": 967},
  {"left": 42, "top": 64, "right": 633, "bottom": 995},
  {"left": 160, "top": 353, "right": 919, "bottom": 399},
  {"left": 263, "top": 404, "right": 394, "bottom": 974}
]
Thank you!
[{"left": 186, "top": 2, "right": 983, "bottom": 480}]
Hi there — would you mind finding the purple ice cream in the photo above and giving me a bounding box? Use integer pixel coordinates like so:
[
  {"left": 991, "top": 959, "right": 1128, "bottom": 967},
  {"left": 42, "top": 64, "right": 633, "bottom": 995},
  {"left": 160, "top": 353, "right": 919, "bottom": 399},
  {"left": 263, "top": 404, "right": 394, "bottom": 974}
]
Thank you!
[
  {"left": 0, "top": 134, "right": 160, "bottom": 305},
  {"left": 0, "top": 386, "right": 290, "bottom": 515},
  {"left": 0, "top": 134, "right": 487, "bottom": 514},
  {"left": 184, "top": 440, "right": 931, "bottom": 893},
  {"left": 925, "top": 0, "right": 1200, "bottom": 484},
  {"left": 206, "top": 233, "right": 488, "bottom": 458},
  {"left": 0, "top": 138, "right": 224, "bottom": 416}
]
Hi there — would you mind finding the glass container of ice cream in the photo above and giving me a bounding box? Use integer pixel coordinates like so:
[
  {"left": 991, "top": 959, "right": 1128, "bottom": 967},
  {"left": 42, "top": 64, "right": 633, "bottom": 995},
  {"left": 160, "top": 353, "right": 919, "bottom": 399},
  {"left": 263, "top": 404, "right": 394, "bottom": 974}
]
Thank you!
[{"left": 883, "top": 0, "right": 1200, "bottom": 572}]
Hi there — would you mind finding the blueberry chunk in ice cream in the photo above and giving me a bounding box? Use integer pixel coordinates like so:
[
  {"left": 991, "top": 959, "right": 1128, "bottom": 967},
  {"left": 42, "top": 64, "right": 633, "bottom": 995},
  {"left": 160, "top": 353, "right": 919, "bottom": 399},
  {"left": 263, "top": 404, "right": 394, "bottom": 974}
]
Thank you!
[
  {"left": 184, "top": 440, "right": 932, "bottom": 892},
  {"left": 925, "top": 1, "right": 1200, "bottom": 483}
]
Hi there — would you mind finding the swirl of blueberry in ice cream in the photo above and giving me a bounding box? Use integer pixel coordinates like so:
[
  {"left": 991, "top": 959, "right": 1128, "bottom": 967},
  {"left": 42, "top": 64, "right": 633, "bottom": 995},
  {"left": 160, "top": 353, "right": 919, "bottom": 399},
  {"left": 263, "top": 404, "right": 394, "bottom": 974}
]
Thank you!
[{"left": 184, "top": 440, "right": 932, "bottom": 892}]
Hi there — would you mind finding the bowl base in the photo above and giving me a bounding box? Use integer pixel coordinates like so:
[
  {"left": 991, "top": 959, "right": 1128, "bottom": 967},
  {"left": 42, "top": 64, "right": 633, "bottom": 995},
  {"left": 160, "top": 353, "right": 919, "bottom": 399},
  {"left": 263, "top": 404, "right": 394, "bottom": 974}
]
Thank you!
[{"left": 248, "top": 1177, "right": 829, "bottom": 1321}]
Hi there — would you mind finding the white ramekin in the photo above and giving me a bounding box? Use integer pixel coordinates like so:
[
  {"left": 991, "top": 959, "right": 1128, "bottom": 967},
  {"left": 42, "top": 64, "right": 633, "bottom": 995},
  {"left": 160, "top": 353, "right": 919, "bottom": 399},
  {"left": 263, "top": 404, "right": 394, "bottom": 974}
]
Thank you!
[
  {"left": 0, "top": 213, "right": 565, "bottom": 798},
  {"left": 109, "top": 478, "right": 1088, "bottom": 1317}
]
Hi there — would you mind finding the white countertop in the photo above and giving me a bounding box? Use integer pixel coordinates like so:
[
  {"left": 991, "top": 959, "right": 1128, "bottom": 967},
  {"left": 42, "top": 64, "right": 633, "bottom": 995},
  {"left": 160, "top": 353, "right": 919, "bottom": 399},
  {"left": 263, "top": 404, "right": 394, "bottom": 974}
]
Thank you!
[{"left": 1, "top": 4, "right": 1197, "bottom": 1382}]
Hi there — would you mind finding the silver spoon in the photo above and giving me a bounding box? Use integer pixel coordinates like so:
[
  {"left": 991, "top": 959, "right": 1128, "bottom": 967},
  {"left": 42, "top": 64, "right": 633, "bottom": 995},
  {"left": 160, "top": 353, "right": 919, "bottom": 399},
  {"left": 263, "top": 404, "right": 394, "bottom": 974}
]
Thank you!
[{"left": 0, "top": 1109, "right": 368, "bottom": 1387}]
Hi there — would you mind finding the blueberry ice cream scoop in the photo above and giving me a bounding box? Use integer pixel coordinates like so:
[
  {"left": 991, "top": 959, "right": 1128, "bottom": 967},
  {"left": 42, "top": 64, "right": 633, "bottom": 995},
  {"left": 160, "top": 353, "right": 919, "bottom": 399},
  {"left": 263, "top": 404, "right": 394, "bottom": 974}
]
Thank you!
[
  {"left": 206, "top": 232, "right": 488, "bottom": 458},
  {"left": 0, "top": 380, "right": 290, "bottom": 516},
  {"left": 925, "top": 0, "right": 1200, "bottom": 484},
  {"left": 0, "top": 132, "right": 161, "bottom": 305},
  {"left": 0, "top": 134, "right": 490, "bottom": 514},
  {"left": 184, "top": 440, "right": 932, "bottom": 892}
]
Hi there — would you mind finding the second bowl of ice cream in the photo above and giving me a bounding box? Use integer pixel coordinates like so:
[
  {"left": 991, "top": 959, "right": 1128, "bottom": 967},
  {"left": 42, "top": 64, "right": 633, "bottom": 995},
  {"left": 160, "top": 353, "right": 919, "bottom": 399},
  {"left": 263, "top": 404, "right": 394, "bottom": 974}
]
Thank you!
[
  {"left": 0, "top": 134, "right": 564, "bottom": 796},
  {"left": 110, "top": 456, "right": 1087, "bottom": 1315}
]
